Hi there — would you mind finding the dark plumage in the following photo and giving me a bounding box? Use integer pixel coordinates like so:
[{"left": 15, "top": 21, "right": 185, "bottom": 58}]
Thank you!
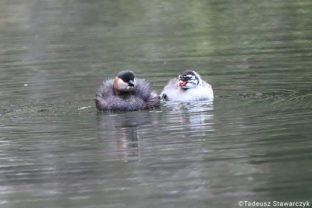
[
  {"left": 117, "top": 71, "right": 135, "bottom": 83},
  {"left": 95, "top": 71, "right": 160, "bottom": 111}
]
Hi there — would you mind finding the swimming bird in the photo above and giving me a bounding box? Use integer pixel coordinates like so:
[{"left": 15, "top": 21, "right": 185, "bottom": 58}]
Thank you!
[
  {"left": 160, "top": 70, "right": 214, "bottom": 102},
  {"left": 95, "top": 71, "right": 160, "bottom": 111}
]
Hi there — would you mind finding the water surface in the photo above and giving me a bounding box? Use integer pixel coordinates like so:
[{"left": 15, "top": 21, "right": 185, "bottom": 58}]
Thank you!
[{"left": 0, "top": 0, "right": 312, "bottom": 207}]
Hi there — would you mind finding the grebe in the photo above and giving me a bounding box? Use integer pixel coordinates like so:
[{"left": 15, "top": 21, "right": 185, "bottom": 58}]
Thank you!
[
  {"left": 95, "top": 71, "right": 160, "bottom": 111},
  {"left": 160, "top": 70, "right": 214, "bottom": 102}
]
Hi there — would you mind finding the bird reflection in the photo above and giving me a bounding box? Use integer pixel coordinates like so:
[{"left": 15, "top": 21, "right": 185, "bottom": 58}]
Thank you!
[
  {"left": 97, "top": 101, "right": 214, "bottom": 161},
  {"left": 97, "top": 111, "right": 158, "bottom": 161},
  {"left": 116, "top": 127, "right": 138, "bottom": 152},
  {"left": 163, "top": 101, "right": 214, "bottom": 137}
]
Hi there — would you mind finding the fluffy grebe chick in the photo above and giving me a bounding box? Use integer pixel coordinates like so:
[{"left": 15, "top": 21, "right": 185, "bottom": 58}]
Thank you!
[
  {"left": 95, "top": 71, "right": 160, "bottom": 111},
  {"left": 160, "top": 70, "right": 214, "bottom": 102}
]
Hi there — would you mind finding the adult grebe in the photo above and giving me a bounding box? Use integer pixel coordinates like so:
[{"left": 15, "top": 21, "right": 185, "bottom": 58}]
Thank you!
[{"left": 95, "top": 71, "right": 160, "bottom": 111}]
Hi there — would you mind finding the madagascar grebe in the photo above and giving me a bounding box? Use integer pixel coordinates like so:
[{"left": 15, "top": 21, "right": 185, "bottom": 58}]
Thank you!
[
  {"left": 95, "top": 71, "right": 160, "bottom": 111},
  {"left": 160, "top": 70, "right": 214, "bottom": 102}
]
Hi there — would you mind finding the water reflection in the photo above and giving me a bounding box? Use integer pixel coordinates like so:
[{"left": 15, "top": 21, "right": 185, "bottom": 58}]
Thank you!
[
  {"left": 98, "top": 111, "right": 159, "bottom": 161},
  {"left": 97, "top": 101, "right": 214, "bottom": 162},
  {"left": 163, "top": 101, "right": 214, "bottom": 137}
]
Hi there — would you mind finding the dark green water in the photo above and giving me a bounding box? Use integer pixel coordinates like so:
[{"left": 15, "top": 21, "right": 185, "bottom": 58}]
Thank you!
[{"left": 1, "top": 0, "right": 312, "bottom": 207}]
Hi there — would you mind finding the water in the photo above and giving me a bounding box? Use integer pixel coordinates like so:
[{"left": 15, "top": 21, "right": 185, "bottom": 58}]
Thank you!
[{"left": 1, "top": 0, "right": 312, "bottom": 207}]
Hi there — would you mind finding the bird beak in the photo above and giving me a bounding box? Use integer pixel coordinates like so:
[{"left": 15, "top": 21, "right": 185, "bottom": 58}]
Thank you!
[
  {"left": 128, "top": 80, "right": 134, "bottom": 87},
  {"left": 178, "top": 80, "right": 186, "bottom": 86}
]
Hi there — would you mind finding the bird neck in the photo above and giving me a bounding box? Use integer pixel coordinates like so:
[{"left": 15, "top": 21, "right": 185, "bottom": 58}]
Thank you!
[{"left": 113, "top": 76, "right": 120, "bottom": 95}]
